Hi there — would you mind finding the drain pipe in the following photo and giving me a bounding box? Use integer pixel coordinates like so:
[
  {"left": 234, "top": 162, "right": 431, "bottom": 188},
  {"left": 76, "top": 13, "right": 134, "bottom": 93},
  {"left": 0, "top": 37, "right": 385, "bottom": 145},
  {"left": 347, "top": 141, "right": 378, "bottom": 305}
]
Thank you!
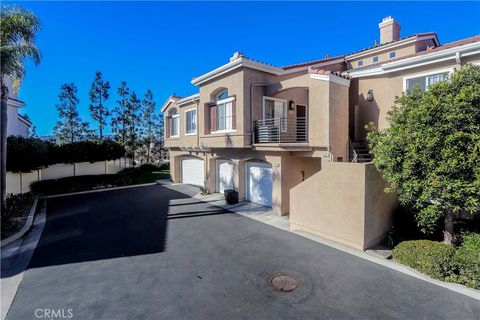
[{"left": 250, "top": 83, "right": 268, "bottom": 145}]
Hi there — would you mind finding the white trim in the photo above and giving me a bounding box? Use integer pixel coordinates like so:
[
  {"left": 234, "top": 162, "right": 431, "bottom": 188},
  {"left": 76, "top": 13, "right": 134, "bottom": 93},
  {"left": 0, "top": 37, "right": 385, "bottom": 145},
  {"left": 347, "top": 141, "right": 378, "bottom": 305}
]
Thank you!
[
  {"left": 7, "top": 98, "right": 25, "bottom": 108},
  {"left": 309, "top": 73, "right": 351, "bottom": 87},
  {"left": 402, "top": 68, "right": 454, "bottom": 91},
  {"left": 216, "top": 96, "right": 235, "bottom": 104},
  {"left": 160, "top": 98, "right": 177, "bottom": 113},
  {"left": 347, "top": 41, "right": 480, "bottom": 78},
  {"left": 345, "top": 34, "right": 438, "bottom": 60},
  {"left": 184, "top": 108, "right": 197, "bottom": 136},
  {"left": 191, "top": 57, "right": 319, "bottom": 87},
  {"left": 210, "top": 129, "right": 237, "bottom": 134},
  {"left": 282, "top": 57, "right": 345, "bottom": 72},
  {"left": 176, "top": 93, "right": 200, "bottom": 107}
]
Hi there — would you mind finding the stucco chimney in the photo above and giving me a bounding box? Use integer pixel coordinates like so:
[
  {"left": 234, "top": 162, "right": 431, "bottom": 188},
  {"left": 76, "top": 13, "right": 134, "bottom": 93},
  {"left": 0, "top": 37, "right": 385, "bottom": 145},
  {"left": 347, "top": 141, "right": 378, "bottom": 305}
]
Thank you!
[
  {"left": 379, "top": 16, "right": 401, "bottom": 44},
  {"left": 230, "top": 51, "right": 245, "bottom": 62}
]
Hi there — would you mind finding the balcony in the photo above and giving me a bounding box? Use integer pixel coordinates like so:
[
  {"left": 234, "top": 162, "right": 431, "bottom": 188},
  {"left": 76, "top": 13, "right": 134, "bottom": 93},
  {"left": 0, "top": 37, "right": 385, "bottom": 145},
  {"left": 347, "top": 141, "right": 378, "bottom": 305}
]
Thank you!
[{"left": 253, "top": 117, "right": 308, "bottom": 144}]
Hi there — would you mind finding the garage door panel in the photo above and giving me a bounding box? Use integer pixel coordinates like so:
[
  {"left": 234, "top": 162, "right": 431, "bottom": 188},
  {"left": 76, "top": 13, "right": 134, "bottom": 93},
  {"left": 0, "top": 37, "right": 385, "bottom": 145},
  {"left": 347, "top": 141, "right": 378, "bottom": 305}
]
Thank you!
[
  {"left": 181, "top": 157, "right": 204, "bottom": 187},
  {"left": 217, "top": 160, "right": 233, "bottom": 193},
  {"left": 246, "top": 162, "right": 272, "bottom": 207}
]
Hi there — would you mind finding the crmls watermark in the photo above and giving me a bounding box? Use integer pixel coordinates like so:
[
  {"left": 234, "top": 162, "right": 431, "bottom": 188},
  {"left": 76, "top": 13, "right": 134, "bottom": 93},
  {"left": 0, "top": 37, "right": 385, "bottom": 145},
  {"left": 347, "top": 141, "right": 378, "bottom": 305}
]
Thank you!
[{"left": 34, "top": 308, "right": 73, "bottom": 319}]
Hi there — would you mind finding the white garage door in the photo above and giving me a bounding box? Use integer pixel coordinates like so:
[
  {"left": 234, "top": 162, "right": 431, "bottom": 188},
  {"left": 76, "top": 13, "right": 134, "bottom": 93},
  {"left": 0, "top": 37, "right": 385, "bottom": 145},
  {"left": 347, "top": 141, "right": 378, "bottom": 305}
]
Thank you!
[
  {"left": 181, "top": 157, "right": 204, "bottom": 187},
  {"left": 246, "top": 162, "right": 273, "bottom": 207},
  {"left": 216, "top": 160, "right": 234, "bottom": 193}
]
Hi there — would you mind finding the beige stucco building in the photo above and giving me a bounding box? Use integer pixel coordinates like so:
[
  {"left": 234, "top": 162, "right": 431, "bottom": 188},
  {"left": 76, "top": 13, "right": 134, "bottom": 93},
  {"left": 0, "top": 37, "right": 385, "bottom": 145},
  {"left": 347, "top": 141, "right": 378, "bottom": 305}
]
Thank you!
[{"left": 162, "top": 16, "right": 480, "bottom": 250}]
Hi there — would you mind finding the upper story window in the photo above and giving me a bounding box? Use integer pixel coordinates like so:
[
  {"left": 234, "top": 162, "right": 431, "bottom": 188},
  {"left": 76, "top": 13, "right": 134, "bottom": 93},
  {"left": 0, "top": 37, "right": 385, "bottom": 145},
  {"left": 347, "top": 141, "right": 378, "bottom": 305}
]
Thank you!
[
  {"left": 210, "top": 89, "right": 236, "bottom": 132},
  {"left": 170, "top": 109, "right": 179, "bottom": 137},
  {"left": 389, "top": 52, "right": 396, "bottom": 59},
  {"left": 357, "top": 60, "right": 364, "bottom": 67},
  {"left": 216, "top": 90, "right": 229, "bottom": 101},
  {"left": 185, "top": 109, "right": 197, "bottom": 135},
  {"left": 405, "top": 71, "right": 450, "bottom": 92},
  {"left": 372, "top": 56, "right": 379, "bottom": 63},
  {"left": 263, "top": 97, "right": 288, "bottom": 131}
]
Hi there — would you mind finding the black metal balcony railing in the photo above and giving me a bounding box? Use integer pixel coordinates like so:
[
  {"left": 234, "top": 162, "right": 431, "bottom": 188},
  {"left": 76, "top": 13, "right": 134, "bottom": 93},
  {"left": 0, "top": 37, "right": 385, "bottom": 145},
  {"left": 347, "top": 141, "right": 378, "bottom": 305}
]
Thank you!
[{"left": 253, "top": 117, "right": 308, "bottom": 144}]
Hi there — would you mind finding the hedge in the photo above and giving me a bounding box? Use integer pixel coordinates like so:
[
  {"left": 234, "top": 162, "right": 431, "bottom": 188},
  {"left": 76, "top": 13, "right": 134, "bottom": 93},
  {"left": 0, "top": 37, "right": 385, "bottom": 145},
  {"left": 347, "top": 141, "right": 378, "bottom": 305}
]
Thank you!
[
  {"left": 392, "top": 240, "right": 454, "bottom": 279},
  {"left": 7, "top": 137, "right": 126, "bottom": 172},
  {"left": 452, "top": 233, "right": 480, "bottom": 289},
  {"left": 393, "top": 236, "right": 480, "bottom": 289}
]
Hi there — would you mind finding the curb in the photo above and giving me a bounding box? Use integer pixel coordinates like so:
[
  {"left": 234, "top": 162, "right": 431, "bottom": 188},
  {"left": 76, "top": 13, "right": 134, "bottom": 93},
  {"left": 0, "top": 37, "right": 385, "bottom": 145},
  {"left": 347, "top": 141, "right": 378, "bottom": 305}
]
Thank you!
[
  {"left": 42, "top": 182, "right": 158, "bottom": 199},
  {"left": 1, "top": 197, "right": 39, "bottom": 248}
]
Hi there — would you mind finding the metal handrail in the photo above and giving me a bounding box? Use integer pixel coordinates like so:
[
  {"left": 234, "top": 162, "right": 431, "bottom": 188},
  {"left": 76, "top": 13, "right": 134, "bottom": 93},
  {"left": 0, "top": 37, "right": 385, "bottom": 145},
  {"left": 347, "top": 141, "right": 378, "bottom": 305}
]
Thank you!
[
  {"left": 253, "top": 117, "right": 308, "bottom": 144},
  {"left": 349, "top": 138, "right": 358, "bottom": 163}
]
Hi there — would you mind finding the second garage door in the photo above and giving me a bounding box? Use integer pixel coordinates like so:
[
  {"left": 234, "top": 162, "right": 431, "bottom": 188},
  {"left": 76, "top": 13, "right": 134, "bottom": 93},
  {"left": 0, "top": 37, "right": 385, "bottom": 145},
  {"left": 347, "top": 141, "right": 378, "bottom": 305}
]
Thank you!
[
  {"left": 181, "top": 157, "right": 204, "bottom": 187},
  {"left": 246, "top": 162, "right": 273, "bottom": 207},
  {"left": 216, "top": 160, "right": 234, "bottom": 193}
]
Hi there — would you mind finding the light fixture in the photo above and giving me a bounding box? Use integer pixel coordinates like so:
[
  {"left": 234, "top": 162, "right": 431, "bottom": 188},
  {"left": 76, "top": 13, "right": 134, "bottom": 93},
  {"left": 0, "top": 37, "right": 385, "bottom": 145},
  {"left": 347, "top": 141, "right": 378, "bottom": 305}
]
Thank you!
[{"left": 367, "top": 89, "right": 374, "bottom": 101}]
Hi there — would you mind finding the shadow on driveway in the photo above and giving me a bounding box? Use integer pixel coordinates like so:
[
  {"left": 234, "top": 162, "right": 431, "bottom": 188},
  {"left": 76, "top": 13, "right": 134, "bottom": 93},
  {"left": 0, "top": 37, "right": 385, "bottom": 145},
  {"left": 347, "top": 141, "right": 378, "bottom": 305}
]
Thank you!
[{"left": 27, "top": 185, "right": 230, "bottom": 269}]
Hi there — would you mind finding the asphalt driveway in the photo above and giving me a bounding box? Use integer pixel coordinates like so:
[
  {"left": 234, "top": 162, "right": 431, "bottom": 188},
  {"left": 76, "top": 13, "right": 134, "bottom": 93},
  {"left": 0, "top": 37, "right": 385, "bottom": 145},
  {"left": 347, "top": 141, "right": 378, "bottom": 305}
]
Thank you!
[{"left": 5, "top": 184, "right": 480, "bottom": 320}]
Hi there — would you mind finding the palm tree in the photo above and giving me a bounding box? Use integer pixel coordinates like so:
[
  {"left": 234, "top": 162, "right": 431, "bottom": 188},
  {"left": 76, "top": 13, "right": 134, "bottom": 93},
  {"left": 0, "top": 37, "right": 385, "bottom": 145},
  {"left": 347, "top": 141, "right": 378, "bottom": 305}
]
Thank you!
[{"left": 1, "top": 5, "right": 41, "bottom": 216}]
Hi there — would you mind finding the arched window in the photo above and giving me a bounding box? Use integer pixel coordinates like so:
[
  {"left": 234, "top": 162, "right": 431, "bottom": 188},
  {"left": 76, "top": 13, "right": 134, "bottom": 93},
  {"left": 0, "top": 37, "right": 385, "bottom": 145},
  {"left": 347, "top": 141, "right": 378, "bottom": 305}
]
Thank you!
[{"left": 216, "top": 89, "right": 229, "bottom": 101}]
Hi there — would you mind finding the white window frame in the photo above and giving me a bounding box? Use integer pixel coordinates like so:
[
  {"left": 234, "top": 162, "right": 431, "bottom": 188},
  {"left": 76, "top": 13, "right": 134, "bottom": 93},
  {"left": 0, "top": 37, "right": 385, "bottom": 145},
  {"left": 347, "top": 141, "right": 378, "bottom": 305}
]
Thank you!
[
  {"left": 212, "top": 96, "right": 236, "bottom": 133},
  {"left": 184, "top": 108, "right": 197, "bottom": 135},
  {"left": 262, "top": 96, "right": 288, "bottom": 132},
  {"left": 171, "top": 112, "right": 180, "bottom": 138},
  {"left": 372, "top": 56, "right": 379, "bottom": 63},
  {"left": 357, "top": 60, "right": 364, "bottom": 67},
  {"left": 403, "top": 68, "right": 454, "bottom": 92},
  {"left": 389, "top": 51, "right": 396, "bottom": 59}
]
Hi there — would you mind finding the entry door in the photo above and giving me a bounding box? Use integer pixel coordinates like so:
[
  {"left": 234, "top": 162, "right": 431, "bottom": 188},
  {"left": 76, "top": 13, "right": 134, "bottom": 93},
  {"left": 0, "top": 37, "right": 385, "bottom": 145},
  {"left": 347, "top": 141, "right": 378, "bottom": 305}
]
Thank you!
[
  {"left": 216, "top": 160, "right": 234, "bottom": 193},
  {"left": 246, "top": 162, "right": 273, "bottom": 207}
]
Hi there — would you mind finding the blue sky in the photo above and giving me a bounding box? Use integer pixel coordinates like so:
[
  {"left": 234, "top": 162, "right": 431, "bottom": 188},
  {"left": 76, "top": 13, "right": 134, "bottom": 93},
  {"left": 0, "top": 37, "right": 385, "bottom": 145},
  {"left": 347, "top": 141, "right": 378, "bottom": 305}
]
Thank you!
[{"left": 7, "top": 1, "right": 480, "bottom": 136}]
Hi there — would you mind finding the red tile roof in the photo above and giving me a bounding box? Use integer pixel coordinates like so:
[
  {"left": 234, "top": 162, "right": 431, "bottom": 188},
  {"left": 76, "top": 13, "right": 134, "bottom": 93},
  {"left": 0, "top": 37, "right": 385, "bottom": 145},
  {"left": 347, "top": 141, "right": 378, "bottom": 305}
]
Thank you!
[
  {"left": 309, "top": 68, "right": 351, "bottom": 80},
  {"left": 282, "top": 55, "right": 345, "bottom": 70}
]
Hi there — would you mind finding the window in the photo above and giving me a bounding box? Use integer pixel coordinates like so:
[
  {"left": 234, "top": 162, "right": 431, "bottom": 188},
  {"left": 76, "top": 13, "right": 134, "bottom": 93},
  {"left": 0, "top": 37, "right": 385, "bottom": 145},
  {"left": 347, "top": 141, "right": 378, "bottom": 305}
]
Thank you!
[
  {"left": 216, "top": 100, "right": 233, "bottom": 131},
  {"left": 405, "top": 71, "right": 449, "bottom": 92},
  {"left": 389, "top": 52, "right": 396, "bottom": 59},
  {"left": 171, "top": 110, "right": 179, "bottom": 137},
  {"left": 216, "top": 89, "right": 229, "bottom": 101},
  {"left": 263, "top": 97, "right": 288, "bottom": 131},
  {"left": 357, "top": 60, "right": 363, "bottom": 67},
  {"left": 185, "top": 109, "right": 197, "bottom": 135},
  {"left": 372, "top": 56, "right": 379, "bottom": 63}
]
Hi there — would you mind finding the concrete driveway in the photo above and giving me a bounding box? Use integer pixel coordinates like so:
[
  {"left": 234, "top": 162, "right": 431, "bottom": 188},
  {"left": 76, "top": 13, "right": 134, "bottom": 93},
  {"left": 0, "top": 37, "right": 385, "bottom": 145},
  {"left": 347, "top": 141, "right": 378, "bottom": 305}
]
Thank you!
[{"left": 4, "top": 184, "right": 479, "bottom": 320}]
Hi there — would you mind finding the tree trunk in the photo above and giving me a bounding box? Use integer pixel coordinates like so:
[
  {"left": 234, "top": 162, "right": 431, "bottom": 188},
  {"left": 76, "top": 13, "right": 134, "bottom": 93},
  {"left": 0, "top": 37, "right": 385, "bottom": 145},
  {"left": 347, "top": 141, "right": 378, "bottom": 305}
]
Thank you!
[
  {"left": 1, "top": 83, "right": 9, "bottom": 217},
  {"left": 444, "top": 211, "right": 455, "bottom": 245}
]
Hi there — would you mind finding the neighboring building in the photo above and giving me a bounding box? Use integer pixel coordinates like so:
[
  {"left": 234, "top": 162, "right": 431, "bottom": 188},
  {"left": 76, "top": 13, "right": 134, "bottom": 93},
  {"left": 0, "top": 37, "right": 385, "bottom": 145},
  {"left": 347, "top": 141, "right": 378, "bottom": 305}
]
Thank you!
[
  {"left": 3, "top": 77, "right": 32, "bottom": 137},
  {"left": 161, "top": 17, "right": 480, "bottom": 249}
]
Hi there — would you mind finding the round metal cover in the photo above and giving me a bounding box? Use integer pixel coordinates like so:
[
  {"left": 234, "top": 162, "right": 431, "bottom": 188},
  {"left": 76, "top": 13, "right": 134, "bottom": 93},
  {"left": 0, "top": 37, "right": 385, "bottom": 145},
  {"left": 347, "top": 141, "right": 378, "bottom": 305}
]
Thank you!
[{"left": 269, "top": 274, "right": 299, "bottom": 292}]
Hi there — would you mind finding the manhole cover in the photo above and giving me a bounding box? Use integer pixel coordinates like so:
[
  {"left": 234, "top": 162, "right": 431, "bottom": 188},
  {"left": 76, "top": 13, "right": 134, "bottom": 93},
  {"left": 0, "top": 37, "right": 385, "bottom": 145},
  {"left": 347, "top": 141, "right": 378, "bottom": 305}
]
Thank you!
[{"left": 269, "top": 274, "right": 299, "bottom": 292}]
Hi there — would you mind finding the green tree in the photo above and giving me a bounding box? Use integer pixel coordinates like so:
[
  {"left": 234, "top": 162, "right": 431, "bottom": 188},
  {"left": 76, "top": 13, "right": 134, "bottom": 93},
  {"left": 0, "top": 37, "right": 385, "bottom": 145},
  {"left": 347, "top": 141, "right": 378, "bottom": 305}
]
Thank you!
[
  {"left": 0, "top": 5, "right": 41, "bottom": 216},
  {"left": 89, "top": 71, "right": 110, "bottom": 139},
  {"left": 140, "top": 89, "right": 159, "bottom": 163},
  {"left": 53, "top": 83, "right": 91, "bottom": 144},
  {"left": 367, "top": 65, "right": 480, "bottom": 244},
  {"left": 111, "top": 81, "right": 129, "bottom": 145},
  {"left": 126, "top": 91, "right": 141, "bottom": 164}
]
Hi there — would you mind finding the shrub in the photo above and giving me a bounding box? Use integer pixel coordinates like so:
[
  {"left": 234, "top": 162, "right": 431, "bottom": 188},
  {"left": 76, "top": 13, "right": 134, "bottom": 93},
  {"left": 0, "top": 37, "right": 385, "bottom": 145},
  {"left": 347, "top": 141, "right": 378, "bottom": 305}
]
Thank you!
[
  {"left": 452, "top": 233, "right": 480, "bottom": 289},
  {"left": 7, "top": 137, "right": 126, "bottom": 172},
  {"left": 7, "top": 136, "right": 53, "bottom": 172},
  {"left": 393, "top": 240, "right": 454, "bottom": 279}
]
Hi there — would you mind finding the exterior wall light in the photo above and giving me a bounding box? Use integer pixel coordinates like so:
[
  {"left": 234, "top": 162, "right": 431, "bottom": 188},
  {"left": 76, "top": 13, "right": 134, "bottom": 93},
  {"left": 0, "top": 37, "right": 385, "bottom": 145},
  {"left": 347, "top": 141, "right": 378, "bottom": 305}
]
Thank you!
[{"left": 367, "top": 89, "right": 374, "bottom": 101}]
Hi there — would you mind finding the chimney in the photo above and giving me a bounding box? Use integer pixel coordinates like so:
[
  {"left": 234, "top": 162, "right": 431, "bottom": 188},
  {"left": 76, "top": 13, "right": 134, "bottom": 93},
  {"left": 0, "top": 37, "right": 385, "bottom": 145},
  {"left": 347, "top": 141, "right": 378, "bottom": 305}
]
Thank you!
[
  {"left": 230, "top": 51, "right": 245, "bottom": 62},
  {"left": 379, "top": 16, "right": 401, "bottom": 44}
]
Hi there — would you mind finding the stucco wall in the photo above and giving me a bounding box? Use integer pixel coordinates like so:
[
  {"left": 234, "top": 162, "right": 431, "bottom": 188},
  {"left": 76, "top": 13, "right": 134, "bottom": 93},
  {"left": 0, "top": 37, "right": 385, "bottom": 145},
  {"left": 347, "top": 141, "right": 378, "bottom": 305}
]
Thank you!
[{"left": 290, "top": 162, "right": 397, "bottom": 250}]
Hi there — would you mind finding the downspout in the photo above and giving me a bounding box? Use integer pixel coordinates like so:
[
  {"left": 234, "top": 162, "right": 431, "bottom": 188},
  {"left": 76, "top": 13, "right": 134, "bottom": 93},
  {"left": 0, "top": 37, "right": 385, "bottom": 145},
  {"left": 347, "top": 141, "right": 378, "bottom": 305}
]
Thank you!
[{"left": 249, "top": 83, "right": 268, "bottom": 145}]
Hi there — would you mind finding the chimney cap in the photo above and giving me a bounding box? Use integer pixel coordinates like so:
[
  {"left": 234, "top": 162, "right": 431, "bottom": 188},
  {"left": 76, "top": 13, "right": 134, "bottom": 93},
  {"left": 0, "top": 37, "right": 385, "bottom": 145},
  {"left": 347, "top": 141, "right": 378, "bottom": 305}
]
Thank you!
[{"left": 382, "top": 16, "right": 393, "bottom": 22}]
